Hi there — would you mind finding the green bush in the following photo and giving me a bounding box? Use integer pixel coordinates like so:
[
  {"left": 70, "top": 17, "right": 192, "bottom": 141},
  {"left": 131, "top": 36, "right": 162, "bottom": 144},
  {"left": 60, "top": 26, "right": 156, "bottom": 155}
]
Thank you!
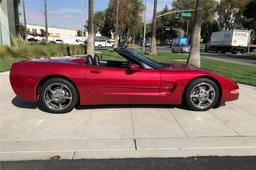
[
  {"left": 11, "top": 35, "right": 27, "bottom": 48},
  {"left": 0, "top": 43, "right": 87, "bottom": 59}
]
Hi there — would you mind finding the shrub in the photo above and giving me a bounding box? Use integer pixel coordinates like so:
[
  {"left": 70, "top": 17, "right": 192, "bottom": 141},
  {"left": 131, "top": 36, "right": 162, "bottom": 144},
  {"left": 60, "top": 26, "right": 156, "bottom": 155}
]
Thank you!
[
  {"left": 0, "top": 42, "right": 87, "bottom": 59},
  {"left": 11, "top": 35, "right": 27, "bottom": 48}
]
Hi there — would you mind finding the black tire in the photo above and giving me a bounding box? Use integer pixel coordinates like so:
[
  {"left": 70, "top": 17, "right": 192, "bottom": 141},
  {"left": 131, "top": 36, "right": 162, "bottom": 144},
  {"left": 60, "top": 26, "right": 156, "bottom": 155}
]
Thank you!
[
  {"left": 185, "top": 78, "right": 220, "bottom": 111},
  {"left": 38, "top": 78, "right": 78, "bottom": 113}
]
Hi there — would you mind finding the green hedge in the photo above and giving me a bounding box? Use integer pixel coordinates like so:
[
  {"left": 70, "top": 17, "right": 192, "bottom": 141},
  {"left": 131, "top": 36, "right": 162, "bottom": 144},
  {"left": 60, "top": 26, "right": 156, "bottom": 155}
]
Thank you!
[{"left": 0, "top": 43, "right": 86, "bottom": 59}]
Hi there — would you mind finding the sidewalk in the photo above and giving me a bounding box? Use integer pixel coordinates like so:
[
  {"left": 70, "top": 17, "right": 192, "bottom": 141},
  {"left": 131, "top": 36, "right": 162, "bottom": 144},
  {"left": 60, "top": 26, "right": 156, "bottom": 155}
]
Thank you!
[{"left": 1, "top": 72, "right": 256, "bottom": 160}]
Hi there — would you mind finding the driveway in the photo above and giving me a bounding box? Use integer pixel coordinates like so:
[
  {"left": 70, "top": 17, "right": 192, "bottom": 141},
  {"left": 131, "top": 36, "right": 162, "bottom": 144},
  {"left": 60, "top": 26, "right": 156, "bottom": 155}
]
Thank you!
[{"left": 1, "top": 71, "right": 256, "bottom": 161}]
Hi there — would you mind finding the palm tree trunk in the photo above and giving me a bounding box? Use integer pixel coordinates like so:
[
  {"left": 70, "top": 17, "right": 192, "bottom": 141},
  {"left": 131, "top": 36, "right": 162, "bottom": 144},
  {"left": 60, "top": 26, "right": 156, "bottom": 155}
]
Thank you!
[
  {"left": 114, "top": 0, "right": 119, "bottom": 48},
  {"left": 44, "top": 0, "right": 48, "bottom": 43},
  {"left": 187, "top": 0, "right": 203, "bottom": 67},
  {"left": 132, "top": 34, "right": 135, "bottom": 46},
  {"left": 150, "top": 0, "right": 157, "bottom": 55},
  {"left": 22, "top": 0, "right": 27, "bottom": 41},
  {"left": 87, "top": 0, "right": 95, "bottom": 56}
]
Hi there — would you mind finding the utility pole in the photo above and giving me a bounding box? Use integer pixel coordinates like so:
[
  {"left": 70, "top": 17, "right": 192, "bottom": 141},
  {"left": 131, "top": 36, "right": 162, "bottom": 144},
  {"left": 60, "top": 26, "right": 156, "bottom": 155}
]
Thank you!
[
  {"left": 81, "top": 0, "right": 84, "bottom": 42},
  {"left": 44, "top": 0, "right": 48, "bottom": 43},
  {"left": 186, "top": 19, "right": 189, "bottom": 37},
  {"left": 142, "top": 0, "right": 147, "bottom": 52},
  {"left": 22, "top": 0, "right": 27, "bottom": 41}
]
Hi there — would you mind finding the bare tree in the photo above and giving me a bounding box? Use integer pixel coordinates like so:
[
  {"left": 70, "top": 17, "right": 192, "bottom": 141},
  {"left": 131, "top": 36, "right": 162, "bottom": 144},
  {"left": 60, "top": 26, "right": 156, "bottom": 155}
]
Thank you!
[
  {"left": 187, "top": 0, "right": 203, "bottom": 67},
  {"left": 114, "top": 0, "right": 119, "bottom": 48},
  {"left": 44, "top": 0, "right": 48, "bottom": 43},
  {"left": 150, "top": 0, "right": 157, "bottom": 55},
  {"left": 22, "top": 0, "right": 27, "bottom": 41},
  {"left": 87, "top": 0, "right": 95, "bottom": 56}
]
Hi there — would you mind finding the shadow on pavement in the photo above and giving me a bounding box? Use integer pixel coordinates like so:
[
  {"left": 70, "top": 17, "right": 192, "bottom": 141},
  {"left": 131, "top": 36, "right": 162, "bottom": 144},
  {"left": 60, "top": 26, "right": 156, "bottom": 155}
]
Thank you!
[
  {"left": 76, "top": 104, "right": 177, "bottom": 110},
  {"left": 11, "top": 96, "right": 37, "bottom": 109},
  {"left": 11, "top": 96, "right": 223, "bottom": 112},
  {"left": 11, "top": 96, "right": 187, "bottom": 111}
]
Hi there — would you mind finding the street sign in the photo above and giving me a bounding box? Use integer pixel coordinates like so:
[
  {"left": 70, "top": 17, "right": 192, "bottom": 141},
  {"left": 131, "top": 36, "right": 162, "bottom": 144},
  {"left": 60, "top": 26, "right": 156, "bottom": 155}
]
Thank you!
[{"left": 181, "top": 11, "right": 191, "bottom": 17}]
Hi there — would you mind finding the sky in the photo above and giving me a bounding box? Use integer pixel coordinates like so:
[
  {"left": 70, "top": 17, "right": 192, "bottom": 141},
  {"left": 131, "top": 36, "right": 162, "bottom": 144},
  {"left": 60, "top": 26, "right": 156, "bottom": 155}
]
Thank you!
[{"left": 20, "top": 0, "right": 173, "bottom": 29}]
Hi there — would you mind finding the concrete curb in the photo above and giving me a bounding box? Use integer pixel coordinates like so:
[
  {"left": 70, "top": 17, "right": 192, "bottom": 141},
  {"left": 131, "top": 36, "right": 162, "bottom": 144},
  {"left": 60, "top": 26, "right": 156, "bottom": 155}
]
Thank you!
[{"left": 1, "top": 137, "right": 256, "bottom": 161}]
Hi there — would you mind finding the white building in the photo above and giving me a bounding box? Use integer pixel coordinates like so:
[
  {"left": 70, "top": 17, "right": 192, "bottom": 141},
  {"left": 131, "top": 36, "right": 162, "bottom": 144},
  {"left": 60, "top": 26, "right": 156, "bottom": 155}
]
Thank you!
[
  {"left": 27, "top": 24, "right": 78, "bottom": 40},
  {"left": 0, "top": 0, "right": 19, "bottom": 46}
]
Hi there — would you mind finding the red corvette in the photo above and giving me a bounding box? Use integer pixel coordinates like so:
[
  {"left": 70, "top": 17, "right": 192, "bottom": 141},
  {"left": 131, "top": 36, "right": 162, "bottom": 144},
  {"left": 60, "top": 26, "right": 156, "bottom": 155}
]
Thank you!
[{"left": 10, "top": 48, "right": 239, "bottom": 113}]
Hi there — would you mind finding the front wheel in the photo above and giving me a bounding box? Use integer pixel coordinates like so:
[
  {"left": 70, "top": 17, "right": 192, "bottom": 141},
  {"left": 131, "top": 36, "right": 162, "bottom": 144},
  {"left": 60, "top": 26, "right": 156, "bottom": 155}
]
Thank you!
[
  {"left": 185, "top": 78, "right": 220, "bottom": 111},
  {"left": 38, "top": 78, "right": 78, "bottom": 113}
]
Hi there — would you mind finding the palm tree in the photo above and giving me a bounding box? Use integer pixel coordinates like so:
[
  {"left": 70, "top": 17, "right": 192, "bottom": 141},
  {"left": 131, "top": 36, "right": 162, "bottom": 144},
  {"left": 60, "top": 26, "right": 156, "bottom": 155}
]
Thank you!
[
  {"left": 87, "top": 0, "right": 95, "bottom": 56},
  {"left": 114, "top": 0, "right": 119, "bottom": 48},
  {"left": 187, "top": 0, "right": 203, "bottom": 67},
  {"left": 150, "top": 0, "right": 157, "bottom": 55},
  {"left": 22, "top": 0, "right": 27, "bottom": 41},
  {"left": 44, "top": 0, "right": 48, "bottom": 42}
]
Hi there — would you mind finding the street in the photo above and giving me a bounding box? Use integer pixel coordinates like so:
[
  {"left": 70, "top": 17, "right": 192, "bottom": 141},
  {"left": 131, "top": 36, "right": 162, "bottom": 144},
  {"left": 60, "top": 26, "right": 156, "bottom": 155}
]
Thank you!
[
  {"left": 154, "top": 46, "right": 256, "bottom": 66},
  {"left": 1, "top": 156, "right": 256, "bottom": 170}
]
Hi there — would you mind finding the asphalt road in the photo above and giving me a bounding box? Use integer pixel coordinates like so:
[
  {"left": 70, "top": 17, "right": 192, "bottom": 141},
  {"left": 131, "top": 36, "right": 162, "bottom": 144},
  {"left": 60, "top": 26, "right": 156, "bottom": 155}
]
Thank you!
[
  {"left": 1, "top": 157, "right": 256, "bottom": 170},
  {"left": 153, "top": 46, "right": 256, "bottom": 66}
]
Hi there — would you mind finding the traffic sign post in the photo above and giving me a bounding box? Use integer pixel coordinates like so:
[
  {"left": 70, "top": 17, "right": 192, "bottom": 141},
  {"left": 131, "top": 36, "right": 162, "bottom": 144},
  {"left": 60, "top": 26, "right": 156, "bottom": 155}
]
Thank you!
[{"left": 181, "top": 11, "right": 192, "bottom": 36}]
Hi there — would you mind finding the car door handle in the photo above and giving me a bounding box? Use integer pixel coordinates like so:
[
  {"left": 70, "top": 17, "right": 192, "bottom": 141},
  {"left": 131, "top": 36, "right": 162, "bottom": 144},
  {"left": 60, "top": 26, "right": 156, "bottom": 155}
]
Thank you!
[{"left": 90, "top": 70, "right": 101, "bottom": 74}]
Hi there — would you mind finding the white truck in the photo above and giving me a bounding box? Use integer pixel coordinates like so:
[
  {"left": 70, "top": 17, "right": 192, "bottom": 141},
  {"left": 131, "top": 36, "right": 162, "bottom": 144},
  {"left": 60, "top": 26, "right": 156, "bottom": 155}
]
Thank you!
[{"left": 205, "top": 30, "right": 251, "bottom": 54}]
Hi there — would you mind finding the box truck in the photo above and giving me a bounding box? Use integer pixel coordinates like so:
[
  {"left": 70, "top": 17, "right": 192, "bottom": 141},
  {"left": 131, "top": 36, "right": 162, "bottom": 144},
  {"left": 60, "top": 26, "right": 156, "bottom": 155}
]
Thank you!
[{"left": 205, "top": 30, "right": 251, "bottom": 54}]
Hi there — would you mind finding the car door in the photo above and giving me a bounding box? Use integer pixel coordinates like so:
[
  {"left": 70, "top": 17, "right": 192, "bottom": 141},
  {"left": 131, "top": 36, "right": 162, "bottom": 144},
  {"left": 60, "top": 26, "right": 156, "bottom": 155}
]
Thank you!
[{"left": 85, "top": 65, "right": 160, "bottom": 105}]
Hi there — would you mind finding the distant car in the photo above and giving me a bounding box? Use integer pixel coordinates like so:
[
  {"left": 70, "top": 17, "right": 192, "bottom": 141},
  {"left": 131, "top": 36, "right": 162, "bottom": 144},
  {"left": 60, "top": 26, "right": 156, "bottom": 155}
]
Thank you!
[
  {"left": 171, "top": 37, "right": 190, "bottom": 53},
  {"left": 27, "top": 38, "right": 39, "bottom": 42},
  {"left": 10, "top": 48, "right": 239, "bottom": 113},
  {"left": 118, "top": 42, "right": 128, "bottom": 48},
  {"left": 172, "top": 45, "right": 191, "bottom": 53},
  {"left": 55, "top": 39, "right": 64, "bottom": 44},
  {"left": 141, "top": 41, "right": 152, "bottom": 47}
]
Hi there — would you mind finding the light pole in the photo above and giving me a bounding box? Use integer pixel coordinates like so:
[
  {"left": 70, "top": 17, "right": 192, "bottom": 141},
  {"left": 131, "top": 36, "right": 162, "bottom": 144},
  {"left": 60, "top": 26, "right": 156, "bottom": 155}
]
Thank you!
[
  {"left": 142, "top": 0, "right": 147, "bottom": 52},
  {"left": 141, "top": 9, "right": 193, "bottom": 52},
  {"left": 186, "top": 19, "right": 189, "bottom": 36}
]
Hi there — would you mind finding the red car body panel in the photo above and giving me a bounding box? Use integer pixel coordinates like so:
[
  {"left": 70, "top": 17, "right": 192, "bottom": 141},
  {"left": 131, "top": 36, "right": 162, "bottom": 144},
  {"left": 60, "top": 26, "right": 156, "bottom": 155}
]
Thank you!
[{"left": 9, "top": 55, "right": 239, "bottom": 106}]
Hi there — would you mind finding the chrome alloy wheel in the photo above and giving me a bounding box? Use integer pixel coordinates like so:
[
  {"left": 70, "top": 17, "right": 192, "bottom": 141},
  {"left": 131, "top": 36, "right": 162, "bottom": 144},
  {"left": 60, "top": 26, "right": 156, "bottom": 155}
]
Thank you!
[
  {"left": 189, "top": 82, "right": 216, "bottom": 109},
  {"left": 43, "top": 83, "right": 73, "bottom": 111}
]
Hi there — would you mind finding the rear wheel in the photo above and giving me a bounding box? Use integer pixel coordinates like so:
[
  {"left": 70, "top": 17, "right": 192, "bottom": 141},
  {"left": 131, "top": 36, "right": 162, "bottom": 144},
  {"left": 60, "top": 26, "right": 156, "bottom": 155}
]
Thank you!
[
  {"left": 38, "top": 78, "right": 78, "bottom": 113},
  {"left": 185, "top": 78, "right": 219, "bottom": 111}
]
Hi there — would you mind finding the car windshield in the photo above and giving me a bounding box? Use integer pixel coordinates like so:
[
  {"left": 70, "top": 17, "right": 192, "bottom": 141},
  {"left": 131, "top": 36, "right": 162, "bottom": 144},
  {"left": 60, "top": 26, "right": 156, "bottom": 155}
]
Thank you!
[{"left": 132, "top": 52, "right": 164, "bottom": 69}]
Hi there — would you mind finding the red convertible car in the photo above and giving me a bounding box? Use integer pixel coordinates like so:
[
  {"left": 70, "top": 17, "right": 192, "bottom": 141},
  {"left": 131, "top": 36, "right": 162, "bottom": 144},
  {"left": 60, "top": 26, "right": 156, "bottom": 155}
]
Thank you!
[{"left": 10, "top": 48, "right": 239, "bottom": 113}]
